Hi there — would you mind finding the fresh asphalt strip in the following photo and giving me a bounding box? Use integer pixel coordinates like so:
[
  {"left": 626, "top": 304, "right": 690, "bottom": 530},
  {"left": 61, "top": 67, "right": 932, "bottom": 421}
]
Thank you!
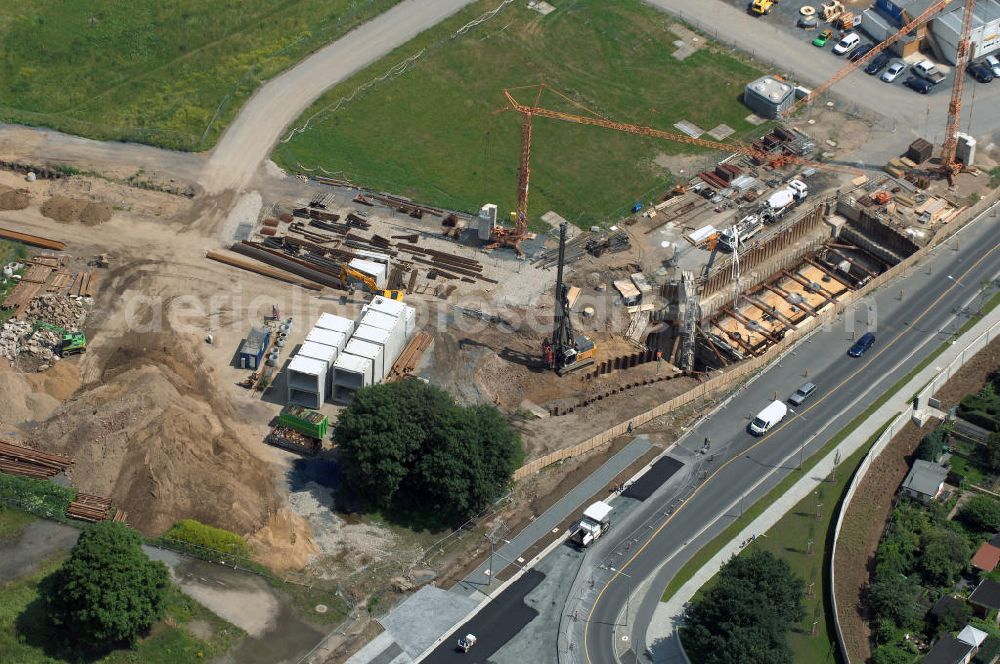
[
  {"left": 622, "top": 456, "right": 684, "bottom": 501},
  {"left": 422, "top": 570, "right": 545, "bottom": 663}
]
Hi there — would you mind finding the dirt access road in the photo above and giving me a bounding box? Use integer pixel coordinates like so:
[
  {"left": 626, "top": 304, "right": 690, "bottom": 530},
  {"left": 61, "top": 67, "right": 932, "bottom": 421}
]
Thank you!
[{"left": 200, "top": 0, "right": 478, "bottom": 196}]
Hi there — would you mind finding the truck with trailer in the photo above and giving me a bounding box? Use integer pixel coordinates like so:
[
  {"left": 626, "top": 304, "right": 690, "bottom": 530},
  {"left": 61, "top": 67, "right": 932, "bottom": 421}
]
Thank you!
[
  {"left": 569, "top": 501, "right": 613, "bottom": 548},
  {"left": 265, "top": 405, "right": 328, "bottom": 455}
]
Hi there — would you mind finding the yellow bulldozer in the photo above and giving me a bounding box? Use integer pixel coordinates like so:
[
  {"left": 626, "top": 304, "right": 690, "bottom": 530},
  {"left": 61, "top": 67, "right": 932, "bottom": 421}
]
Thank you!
[{"left": 750, "top": 0, "right": 777, "bottom": 15}]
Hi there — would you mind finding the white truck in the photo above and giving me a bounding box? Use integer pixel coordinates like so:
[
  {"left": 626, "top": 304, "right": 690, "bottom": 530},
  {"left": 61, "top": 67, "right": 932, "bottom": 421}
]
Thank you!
[
  {"left": 760, "top": 179, "right": 808, "bottom": 223},
  {"left": 912, "top": 60, "right": 947, "bottom": 85},
  {"left": 748, "top": 400, "right": 788, "bottom": 435},
  {"left": 570, "top": 501, "right": 613, "bottom": 548},
  {"left": 718, "top": 214, "right": 763, "bottom": 252}
]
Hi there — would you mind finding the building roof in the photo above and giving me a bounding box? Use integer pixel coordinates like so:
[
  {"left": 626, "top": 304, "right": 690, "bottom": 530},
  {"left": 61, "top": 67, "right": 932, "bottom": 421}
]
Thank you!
[
  {"left": 287, "top": 355, "right": 326, "bottom": 377},
  {"left": 240, "top": 326, "right": 269, "bottom": 355},
  {"left": 333, "top": 351, "right": 370, "bottom": 374},
  {"left": 921, "top": 635, "right": 973, "bottom": 664},
  {"left": 972, "top": 542, "right": 1000, "bottom": 572},
  {"left": 970, "top": 579, "right": 1000, "bottom": 609},
  {"left": 902, "top": 459, "right": 948, "bottom": 497},
  {"left": 958, "top": 624, "right": 989, "bottom": 648},
  {"left": 315, "top": 313, "right": 353, "bottom": 336},
  {"left": 306, "top": 327, "right": 347, "bottom": 350},
  {"left": 930, "top": 595, "right": 966, "bottom": 620},
  {"left": 298, "top": 340, "right": 337, "bottom": 366},
  {"left": 937, "top": 0, "right": 1000, "bottom": 33}
]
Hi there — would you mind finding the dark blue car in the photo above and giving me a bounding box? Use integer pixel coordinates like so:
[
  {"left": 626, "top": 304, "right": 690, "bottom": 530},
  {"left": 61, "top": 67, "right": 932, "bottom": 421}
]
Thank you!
[{"left": 848, "top": 332, "right": 876, "bottom": 357}]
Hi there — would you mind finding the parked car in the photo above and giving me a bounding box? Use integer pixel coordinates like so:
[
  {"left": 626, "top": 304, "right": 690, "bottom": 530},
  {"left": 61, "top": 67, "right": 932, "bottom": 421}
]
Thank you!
[
  {"left": 788, "top": 382, "right": 817, "bottom": 406},
  {"left": 865, "top": 52, "right": 892, "bottom": 75},
  {"left": 968, "top": 62, "right": 994, "bottom": 83},
  {"left": 813, "top": 29, "right": 833, "bottom": 47},
  {"left": 832, "top": 32, "right": 861, "bottom": 56},
  {"left": 848, "top": 332, "right": 876, "bottom": 357},
  {"left": 985, "top": 54, "right": 1000, "bottom": 78},
  {"left": 849, "top": 43, "right": 875, "bottom": 62},
  {"left": 881, "top": 60, "right": 906, "bottom": 82},
  {"left": 903, "top": 76, "right": 933, "bottom": 94}
]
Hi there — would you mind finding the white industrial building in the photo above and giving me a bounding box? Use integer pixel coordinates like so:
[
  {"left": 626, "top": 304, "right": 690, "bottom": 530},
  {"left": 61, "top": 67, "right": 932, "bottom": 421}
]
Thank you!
[
  {"left": 289, "top": 300, "right": 417, "bottom": 406},
  {"left": 870, "top": 0, "right": 1000, "bottom": 63},
  {"left": 934, "top": 0, "right": 1000, "bottom": 62}
]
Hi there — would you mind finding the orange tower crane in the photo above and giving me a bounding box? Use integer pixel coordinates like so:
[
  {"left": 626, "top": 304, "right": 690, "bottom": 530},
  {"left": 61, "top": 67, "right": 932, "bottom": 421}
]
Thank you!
[
  {"left": 492, "top": 84, "right": 863, "bottom": 250},
  {"left": 940, "top": 0, "right": 977, "bottom": 180}
]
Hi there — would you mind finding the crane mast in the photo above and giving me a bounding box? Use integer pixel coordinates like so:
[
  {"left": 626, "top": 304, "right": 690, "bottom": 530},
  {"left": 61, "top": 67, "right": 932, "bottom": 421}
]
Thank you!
[{"left": 941, "top": 0, "right": 977, "bottom": 179}]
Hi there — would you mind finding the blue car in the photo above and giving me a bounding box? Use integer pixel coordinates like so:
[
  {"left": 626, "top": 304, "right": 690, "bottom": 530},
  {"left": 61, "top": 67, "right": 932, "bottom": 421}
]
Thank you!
[{"left": 848, "top": 332, "right": 876, "bottom": 357}]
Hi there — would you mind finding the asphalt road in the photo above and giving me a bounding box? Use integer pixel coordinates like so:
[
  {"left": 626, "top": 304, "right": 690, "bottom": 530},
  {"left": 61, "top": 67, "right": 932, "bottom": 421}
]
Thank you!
[
  {"left": 579, "top": 206, "right": 1000, "bottom": 664},
  {"left": 423, "top": 569, "right": 544, "bottom": 663}
]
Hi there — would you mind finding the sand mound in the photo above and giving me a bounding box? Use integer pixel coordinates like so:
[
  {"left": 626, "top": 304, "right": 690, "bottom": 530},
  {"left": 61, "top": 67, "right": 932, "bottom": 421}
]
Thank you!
[
  {"left": 41, "top": 196, "right": 112, "bottom": 225},
  {"left": 30, "top": 331, "right": 277, "bottom": 536},
  {"left": 0, "top": 368, "right": 61, "bottom": 428},
  {"left": 0, "top": 185, "right": 30, "bottom": 210},
  {"left": 248, "top": 508, "right": 319, "bottom": 571}
]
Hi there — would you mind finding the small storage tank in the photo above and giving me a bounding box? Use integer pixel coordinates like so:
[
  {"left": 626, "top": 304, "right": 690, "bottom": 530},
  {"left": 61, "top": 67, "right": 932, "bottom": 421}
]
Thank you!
[{"left": 743, "top": 75, "right": 795, "bottom": 119}]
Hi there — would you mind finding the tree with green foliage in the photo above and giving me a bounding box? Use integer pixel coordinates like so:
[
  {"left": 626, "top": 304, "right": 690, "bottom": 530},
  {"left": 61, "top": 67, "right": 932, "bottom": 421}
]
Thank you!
[
  {"left": 934, "top": 597, "right": 973, "bottom": 635},
  {"left": 865, "top": 577, "right": 922, "bottom": 630},
  {"left": 682, "top": 550, "right": 804, "bottom": 664},
  {"left": 918, "top": 528, "right": 969, "bottom": 587},
  {"left": 40, "top": 521, "right": 169, "bottom": 654},
  {"left": 957, "top": 494, "right": 1000, "bottom": 533},
  {"left": 871, "top": 644, "right": 916, "bottom": 664},
  {"left": 915, "top": 428, "right": 949, "bottom": 463},
  {"left": 335, "top": 380, "right": 524, "bottom": 527},
  {"left": 985, "top": 433, "right": 1000, "bottom": 473}
]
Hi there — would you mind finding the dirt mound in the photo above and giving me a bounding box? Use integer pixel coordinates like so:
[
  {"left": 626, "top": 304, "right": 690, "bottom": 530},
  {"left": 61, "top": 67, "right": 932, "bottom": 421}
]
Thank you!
[
  {"left": 30, "top": 331, "right": 277, "bottom": 537},
  {"left": 0, "top": 184, "right": 30, "bottom": 210},
  {"left": 80, "top": 201, "right": 113, "bottom": 225},
  {"left": 40, "top": 196, "right": 112, "bottom": 225},
  {"left": 248, "top": 508, "right": 318, "bottom": 571}
]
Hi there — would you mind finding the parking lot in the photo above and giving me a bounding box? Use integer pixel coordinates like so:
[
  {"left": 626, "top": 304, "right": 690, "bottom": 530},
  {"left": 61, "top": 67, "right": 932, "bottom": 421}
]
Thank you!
[{"left": 660, "top": 0, "right": 1000, "bottom": 149}]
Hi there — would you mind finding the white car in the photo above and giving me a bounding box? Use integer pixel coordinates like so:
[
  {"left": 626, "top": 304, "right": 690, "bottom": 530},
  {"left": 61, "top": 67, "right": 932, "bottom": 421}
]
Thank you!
[
  {"left": 987, "top": 54, "right": 1000, "bottom": 78},
  {"left": 833, "top": 33, "right": 861, "bottom": 56},
  {"left": 881, "top": 60, "right": 906, "bottom": 82}
]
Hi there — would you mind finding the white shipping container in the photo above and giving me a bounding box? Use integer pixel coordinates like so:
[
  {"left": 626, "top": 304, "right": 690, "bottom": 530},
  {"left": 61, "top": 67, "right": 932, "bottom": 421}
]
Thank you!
[
  {"left": 348, "top": 259, "right": 388, "bottom": 289},
  {"left": 314, "top": 313, "right": 354, "bottom": 341},
  {"left": 343, "top": 338, "right": 384, "bottom": 383},
  {"left": 287, "top": 355, "right": 327, "bottom": 406},
  {"left": 332, "top": 352, "right": 372, "bottom": 402},
  {"left": 306, "top": 327, "right": 347, "bottom": 351}
]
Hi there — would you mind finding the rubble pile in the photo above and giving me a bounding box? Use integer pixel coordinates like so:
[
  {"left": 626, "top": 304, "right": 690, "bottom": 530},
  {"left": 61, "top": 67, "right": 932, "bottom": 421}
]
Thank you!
[
  {"left": 25, "top": 294, "right": 88, "bottom": 331},
  {"left": 0, "top": 295, "right": 89, "bottom": 364}
]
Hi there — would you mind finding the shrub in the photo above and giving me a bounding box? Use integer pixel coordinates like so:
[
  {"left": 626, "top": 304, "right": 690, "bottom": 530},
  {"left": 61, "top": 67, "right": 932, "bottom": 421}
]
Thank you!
[
  {"left": 0, "top": 474, "right": 76, "bottom": 520},
  {"left": 957, "top": 495, "right": 1000, "bottom": 533},
  {"left": 163, "top": 519, "right": 250, "bottom": 558}
]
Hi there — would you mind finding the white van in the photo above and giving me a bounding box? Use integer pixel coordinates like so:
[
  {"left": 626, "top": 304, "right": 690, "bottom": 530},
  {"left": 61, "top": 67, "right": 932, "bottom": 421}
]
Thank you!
[
  {"left": 749, "top": 400, "right": 788, "bottom": 435},
  {"left": 832, "top": 33, "right": 860, "bottom": 56}
]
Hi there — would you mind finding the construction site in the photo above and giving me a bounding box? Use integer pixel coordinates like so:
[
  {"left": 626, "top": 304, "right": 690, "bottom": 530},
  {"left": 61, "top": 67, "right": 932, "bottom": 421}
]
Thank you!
[{"left": 0, "top": 0, "right": 998, "bottom": 659}]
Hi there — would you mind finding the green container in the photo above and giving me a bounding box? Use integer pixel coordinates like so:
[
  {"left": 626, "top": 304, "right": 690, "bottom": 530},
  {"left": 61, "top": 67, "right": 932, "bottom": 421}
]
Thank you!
[{"left": 279, "top": 404, "right": 328, "bottom": 440}]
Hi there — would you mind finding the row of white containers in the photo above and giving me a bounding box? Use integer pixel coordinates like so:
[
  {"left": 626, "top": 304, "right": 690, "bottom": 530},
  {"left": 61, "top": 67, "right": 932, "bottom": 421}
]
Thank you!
[{"left": 286, "top": 296, "right": 415, "bottom": 408}]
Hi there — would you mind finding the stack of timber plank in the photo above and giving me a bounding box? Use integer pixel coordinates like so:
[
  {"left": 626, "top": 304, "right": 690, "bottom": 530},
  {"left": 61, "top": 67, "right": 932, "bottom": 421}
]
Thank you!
[
  {"left": 0, "top": 439, "right": 73, "bottom": 479},
  {"left": 66, "top": 493, "right": 113, "bottom": 522}
]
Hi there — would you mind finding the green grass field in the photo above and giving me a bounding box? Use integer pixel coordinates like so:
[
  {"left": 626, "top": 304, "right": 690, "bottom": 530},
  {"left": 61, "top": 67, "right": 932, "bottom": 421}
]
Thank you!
[
  {"left": 273, "top": 0, "right": 763, "bottom": 227},
  {"left": 0, "top": 0, "right": 401, "bottom": 150},
  {"left": 0, "top": 554, "right": 244, "bottom": 663}
]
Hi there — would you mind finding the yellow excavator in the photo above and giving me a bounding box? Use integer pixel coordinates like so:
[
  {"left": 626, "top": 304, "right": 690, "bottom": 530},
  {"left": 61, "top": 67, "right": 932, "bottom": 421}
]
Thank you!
[{"left": 339, "top": 266, "right": 404, "bottom": 301}]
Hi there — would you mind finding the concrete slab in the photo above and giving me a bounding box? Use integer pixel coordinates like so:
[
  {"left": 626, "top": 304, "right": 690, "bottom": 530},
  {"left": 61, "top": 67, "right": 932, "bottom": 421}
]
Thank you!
[
  {"left": 673, "top": 121, "right": 704, "bottom": 139},
  {"left": 346, "top": 632, "right": 413, "bottom": 664},
  {"left": 745, "top": 113, "right": 767, "bottom": 126},
  {"left": 707, "top": 124, "right": 736, "bottom": 141},
  {"left": 379, "top": 585, "right": 479, "bottom": 659}
]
